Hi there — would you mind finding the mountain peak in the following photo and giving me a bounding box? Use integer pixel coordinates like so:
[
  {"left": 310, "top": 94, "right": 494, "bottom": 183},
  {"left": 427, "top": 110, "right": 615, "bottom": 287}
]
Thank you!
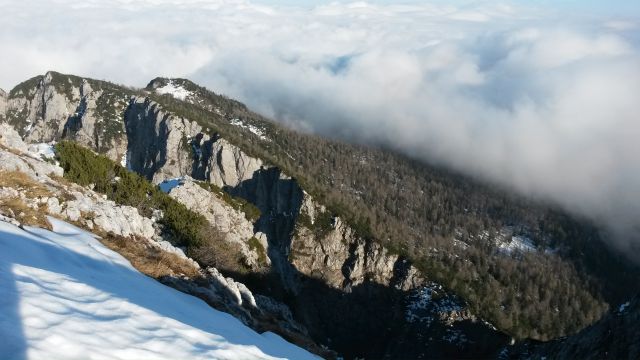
[{"left": 146, "top": 77, "right": 196, "bottom": 101}]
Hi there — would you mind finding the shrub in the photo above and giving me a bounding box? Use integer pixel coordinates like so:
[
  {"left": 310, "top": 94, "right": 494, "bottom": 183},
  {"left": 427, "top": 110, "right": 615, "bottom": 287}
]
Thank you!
[{"left": 56, "top": 141, "right": 208, "bottom": 248}]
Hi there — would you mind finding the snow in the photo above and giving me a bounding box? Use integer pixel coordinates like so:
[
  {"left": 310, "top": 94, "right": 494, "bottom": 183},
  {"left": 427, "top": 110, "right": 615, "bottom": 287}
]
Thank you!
[
  {"left": 155, "top": 80, "right": 192, "bottom": 101},
  {"left": 120, "top": 151, "right": 129, "bottom": 169},
  {"left": 405, "top": 283, "right": 463, "bottom": 326},
  {"left": 230, "top": 118, "right": 268, "bottom": 141},
  {"left": 159, "top": 177, "right": 184, "bottom": 193},
  {"left": 619, "top": 301, "right": 630, "bottom": 313},
  {"left": 119, "top": 151, "right": 133, "bottom": 170},
  {"left": 497, "top": 235, "right": 536, "bottom": 254},
  {"left": 27, "top": 143, "right": 56, "bottom": 160},
  {"left": 0, "top": 217, "right": 317, "bottom": 360}
]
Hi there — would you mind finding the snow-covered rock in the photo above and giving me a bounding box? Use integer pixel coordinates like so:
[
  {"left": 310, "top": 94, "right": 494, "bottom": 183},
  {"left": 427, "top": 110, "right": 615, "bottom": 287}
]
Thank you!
[
  {"left": 154, "top": 80, "right": 193, "bottom": 101},
  {"left": 28, "top": 143, "right": 56, "bottom": 160}
]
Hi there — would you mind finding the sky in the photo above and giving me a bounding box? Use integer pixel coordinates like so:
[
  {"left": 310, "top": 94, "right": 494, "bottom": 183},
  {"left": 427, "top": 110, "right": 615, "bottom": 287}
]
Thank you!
[{"left": 0, "top": 0, "right": 639, "bottom": 257}]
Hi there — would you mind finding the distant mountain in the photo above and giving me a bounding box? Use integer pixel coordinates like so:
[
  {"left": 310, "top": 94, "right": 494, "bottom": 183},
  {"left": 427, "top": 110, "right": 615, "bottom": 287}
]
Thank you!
[{"left": 1, "top": 71, "right": 638, "bottom": 359}]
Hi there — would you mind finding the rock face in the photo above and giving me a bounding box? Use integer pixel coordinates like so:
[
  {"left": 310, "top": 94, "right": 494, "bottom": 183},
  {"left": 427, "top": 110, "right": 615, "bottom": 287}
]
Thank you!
[
  {"left": 4, "top": 71, "right": 128, "bottom": 161},
  {"left": 292, "top": 195, "right": 422, "bottom": 291},
  {"left": 165, "top": 177, "right": 269, "bottom": 269},
  {"left": 123, "top": 97, "right": 262, "bottom": 186},
  {"left": 206, "top": 137, "right": 263, "bottom": 187},
  {"left": 124, "top": 97, "right": 199, "bottom": 182},
  {"left": 61, "top": 190, "right": 156, "bottom": 239}
]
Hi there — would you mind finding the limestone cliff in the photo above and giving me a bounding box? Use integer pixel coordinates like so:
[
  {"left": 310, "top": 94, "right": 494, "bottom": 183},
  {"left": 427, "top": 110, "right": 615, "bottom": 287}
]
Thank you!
[
  {"left": 4, "top": 71, "right": 128, "bottom": 161},
  {"left": 292, "top": 195, "right": 423, "bottom": 291}
]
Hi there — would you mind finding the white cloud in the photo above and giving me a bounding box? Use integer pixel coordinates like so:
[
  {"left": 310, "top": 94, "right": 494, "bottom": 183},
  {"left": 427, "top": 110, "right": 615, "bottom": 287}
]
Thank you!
[{"left": 1, "top": 0, "right": 639, "bottom": 257}]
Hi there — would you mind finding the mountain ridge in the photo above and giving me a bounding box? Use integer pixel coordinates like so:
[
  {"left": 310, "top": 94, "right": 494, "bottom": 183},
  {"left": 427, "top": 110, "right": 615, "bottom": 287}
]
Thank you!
[{"left": 2, "top": 70, "right": 639, "bottom": 359}]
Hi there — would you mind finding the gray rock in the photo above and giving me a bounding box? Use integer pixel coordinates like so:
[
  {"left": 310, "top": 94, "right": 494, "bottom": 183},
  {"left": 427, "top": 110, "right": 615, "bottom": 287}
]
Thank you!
[
  {"left": 0, "top": 123, "right": 29, "bottom": 153},
  {"left": 0, "top": 147, "right": 63, "bottom": 180},
  {"left": 46, "top": 197, "right": 62, "bottom": 215},
  {"left": 207, "top": 138, "right": 263, "bottom": 188},
  {"left": 5, "top": 72, "right": 127, "bottom": 162},
  {"left": 63, "top": 191, "right": 155, "bottom": 239},
  {"left": 165, "top": 177, "right": 268, "bottom": 268},
  {"left": 291, "top": 193, "right": 423, "bottom": 291}
]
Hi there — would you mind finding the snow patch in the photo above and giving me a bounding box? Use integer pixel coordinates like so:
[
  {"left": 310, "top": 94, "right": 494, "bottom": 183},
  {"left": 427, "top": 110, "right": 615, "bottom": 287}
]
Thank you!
[
  {"left": 0, "top": 216, "right": 317, "bottom": 359},
  {"left": 159, "top": 177, "right": 185, "bottom": 193},
  {"left": 619, "top": 301, "right": 630, "bottom": 313},
  {"left": 27, "top": 143, "right": 55, "bottom": 160},
  {"left": 155, "top": 80, "right": 192, "bottom": 101},
  {"left": 230, "top": 118, "right": 268, "bottom": 141},
  {"left": 498, "top": 235, "right": 536, "bottom": 254},
  {"left": 405, "top": 283, "right": 464, "bottom": 326}
]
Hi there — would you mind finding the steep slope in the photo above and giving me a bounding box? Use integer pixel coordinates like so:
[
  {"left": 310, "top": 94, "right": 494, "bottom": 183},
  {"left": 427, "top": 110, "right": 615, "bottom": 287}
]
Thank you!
[
  {"left": 504, "top": 296, "right": 640, "bottom": 359},
  {"left": 3, "top": 71, "right": 640, "bottom": 358},
  {"left": 0, "top": 216, "right": 317, "bottom": 360},
  {"left": 4, "top": 71, "right": 133, "bottom": 159}
]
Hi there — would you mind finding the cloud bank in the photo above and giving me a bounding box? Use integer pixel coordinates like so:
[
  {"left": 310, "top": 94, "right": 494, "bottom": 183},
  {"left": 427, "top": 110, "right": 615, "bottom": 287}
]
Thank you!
[{"left": 1, "top": 0, "right": 639, "bottom": 256}]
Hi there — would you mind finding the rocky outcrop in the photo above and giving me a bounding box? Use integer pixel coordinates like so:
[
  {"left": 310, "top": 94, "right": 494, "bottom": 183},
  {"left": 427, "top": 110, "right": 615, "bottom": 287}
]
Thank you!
[
  {"left": 7, "top": 72, "right": 79, "bottom": 142},
  {"left": 124, "top": 97, "right": 200, "bottom": 182},
  {"left": 164, "top": 177, "right": 269, "bottom": 268},
  {"left": 5, "top": 72, "right": 128, "bottom": 161},
  {"left": 0, "top": 127, "right": 62, "bottom": 179},
  {"left": 160, "top": 269, "right": 331, "bottom": 358},
  {"left": 206, "top": 137, "right": 263, "bottom": 187},
  {"left": 292, "top": 195, "right": 423, "bottom": 291},
  {"left": 124, "top": 97, "right": 263, "bottom": 187},
  {"left": 58, "top": 190, "right": 156, "bottom": 239}
]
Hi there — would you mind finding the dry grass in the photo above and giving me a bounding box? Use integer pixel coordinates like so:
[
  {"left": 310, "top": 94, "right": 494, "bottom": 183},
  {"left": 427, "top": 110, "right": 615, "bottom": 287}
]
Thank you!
[
  {"left": 0, "top": 197, "right": 51, "bottom": 229},
  {"left": 0, "top": 170, "right": 53, "bottom": 198},
  {"left": 100, "top": 233, "right": 201, "bottom": 279},
  {"left": 48, "top": 173, "right": 75, "bottom": 189},
  {"left": 0, "top": 142, "right": 24, "bottom": 156}
]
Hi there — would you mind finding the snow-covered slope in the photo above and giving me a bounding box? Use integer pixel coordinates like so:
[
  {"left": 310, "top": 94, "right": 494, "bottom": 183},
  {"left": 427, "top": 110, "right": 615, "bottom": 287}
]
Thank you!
[{"left": 0, "top": 217, "right": 317, "bottom": 360}]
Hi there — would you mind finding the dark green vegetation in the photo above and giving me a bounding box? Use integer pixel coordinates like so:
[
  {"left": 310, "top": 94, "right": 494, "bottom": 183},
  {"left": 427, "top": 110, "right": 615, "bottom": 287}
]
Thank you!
[
  {"left": 56, "top": 141, "right": 206, "bottom": 247},
  {"left": 55, "top": 141, "right": 247, "bottom": 272},
  {"left": 143, "top": 78, "right": 640, "bottom": 341}
]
